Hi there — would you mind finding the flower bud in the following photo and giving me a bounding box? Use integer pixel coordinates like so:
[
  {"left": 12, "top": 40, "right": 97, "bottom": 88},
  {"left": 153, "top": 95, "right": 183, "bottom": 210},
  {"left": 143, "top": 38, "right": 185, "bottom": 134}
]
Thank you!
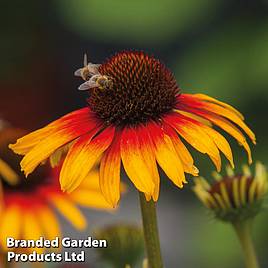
[
  {"left": 193, "top": 162, "right": 267, "bottom": 223},
  {"left": 94, "top": 224, "right": 144, "bottom": 268}
]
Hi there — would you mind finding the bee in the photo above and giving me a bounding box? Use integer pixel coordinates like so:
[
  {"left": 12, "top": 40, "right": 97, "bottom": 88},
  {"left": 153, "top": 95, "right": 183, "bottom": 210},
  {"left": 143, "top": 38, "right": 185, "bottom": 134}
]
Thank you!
[{"left": 74, "top": 54, "right": 113, "bottom": 91}]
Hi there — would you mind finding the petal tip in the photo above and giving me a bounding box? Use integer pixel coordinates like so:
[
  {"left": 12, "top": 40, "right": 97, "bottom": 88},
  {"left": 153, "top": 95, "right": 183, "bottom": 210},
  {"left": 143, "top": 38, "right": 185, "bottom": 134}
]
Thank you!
[
  {"left": 60, "top": 184, "right": 67, "bottom": 193},
  {"left": 215, "top": 165, "right": 221, "bottom": 172},
  {"left": 8, "top": 143, "right": 16, "bottom": 152},
  {"left": 106, "top": 197, "right": 119, "bottom": 209},
  {"left": 152, "top": 195, "right": 159, "bottom": 202},
  {"left": 111, "top": 202, "right": 118, "bottom": 209}
]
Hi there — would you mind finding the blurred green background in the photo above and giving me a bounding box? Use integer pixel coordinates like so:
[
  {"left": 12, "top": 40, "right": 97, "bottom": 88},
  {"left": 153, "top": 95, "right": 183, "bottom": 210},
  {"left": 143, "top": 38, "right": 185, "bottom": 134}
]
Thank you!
[{"left": 1, "top": 0, "right": 267, "bottom": 267}]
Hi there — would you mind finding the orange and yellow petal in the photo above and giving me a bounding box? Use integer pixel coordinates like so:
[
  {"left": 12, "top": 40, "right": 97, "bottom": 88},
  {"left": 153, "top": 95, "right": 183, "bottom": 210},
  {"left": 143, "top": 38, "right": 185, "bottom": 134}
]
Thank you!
[
  {"left": 165, "top": 113, "right": 222, "bottom": 171},
  {"left": 100, "top": 131, "right": 121, "bottom": 207},
  {"left": 206, "top": 114, "right": 253, "bottom": 164},
  {"left": 8, "top": 127, "right": 54, "bottom": 155},
  {"left": 177, "top": 94, "right": 255, "bottom": 150},
  {"left": 22, "top": 210, "right": 44, "bottom": 253},
  {"left": 9, "top": 108, "right": 102, "bottom": 176},
  {"left": 37, "top": 206, "right": 61, "bottom": 241},
  {"left": 60, "top": 126, "right": 115, "bottom": 193},
  {"left": 0, "top": 205, "right": 21, "bottom": 250},
  {"left": 182, "top": 108, "right": 253, "bottom": 164},
  {"left": 49, "top": 194, "right": 87, "bottom": 231},
  {"left": 148, "top": 122, "right": 186, "bottom": 188},
  {"left": 175, "top": 111, "right": 234, "bottom": 168},
  {"left": 198, "top": 101, "right": 255, "bottom": 143},
  {"left": 9, "top": 108, "right": 93, "bottom": 155},
  {"left": 162, "top": 124, "right": 199, "bottom": 176},
  {"left": 0, "top": 158, "right": 19, "bottom": 185},
  {"left": 70, "top": 188, "right": 113, "bottom": 210},
  {"left": 191, "top": 93, "right": 245, "bottom": 119},
  {"left": 136, "top": 124, "right": 160, "bottom": 201},
  {"left": 176, "top": 110, "right": 212, "bottom": 127},
  {"left": 19, "top": 131, "right": 79, "bottom": 177},
  {"left": 22, "top": 210, "right": 44, "bottom": 247},
  {"left": 71, "top": 168, "right": 125, "bottom": 209},
  {"left": 200, "top": 124, "right": 234, "bottom": 168},
  {"left": 120, "top": 126, "right": 155, "bottom": 196}
]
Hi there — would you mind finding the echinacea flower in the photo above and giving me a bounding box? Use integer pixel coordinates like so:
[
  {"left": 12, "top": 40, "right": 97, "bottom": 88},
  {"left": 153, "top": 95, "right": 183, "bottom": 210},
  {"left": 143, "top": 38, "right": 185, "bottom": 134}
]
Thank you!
[
  {"left": 193, "top": 163, "right": 266, "bottom": 268},
  {"left": 0, "top": 127, "right": 114, "bottom": 253},
  {"left": 193, "top": 162, "right": 267, "bottom": 222},
  {"left": 10, "top": 51, "right": 256, "bottom": 207}
]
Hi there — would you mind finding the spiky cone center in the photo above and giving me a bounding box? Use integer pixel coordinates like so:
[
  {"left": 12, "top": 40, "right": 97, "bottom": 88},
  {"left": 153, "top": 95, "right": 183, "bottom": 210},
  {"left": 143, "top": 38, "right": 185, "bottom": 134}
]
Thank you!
[
  {"left": 88, "top": 51, "right": 180, "bottom": 126},
  {"left": 207, "top": 175, "right": 265, "bottom": 222}
]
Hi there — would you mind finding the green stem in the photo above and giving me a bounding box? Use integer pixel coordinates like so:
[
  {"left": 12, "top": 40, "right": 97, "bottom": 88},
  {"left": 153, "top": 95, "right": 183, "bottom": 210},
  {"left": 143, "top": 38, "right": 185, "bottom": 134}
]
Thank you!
[
  {"left": 139, "top": 192, "right": 163, "bottom": 268},
  {"left": 233, "top": 220, "right": 259, "bottom": 268}
]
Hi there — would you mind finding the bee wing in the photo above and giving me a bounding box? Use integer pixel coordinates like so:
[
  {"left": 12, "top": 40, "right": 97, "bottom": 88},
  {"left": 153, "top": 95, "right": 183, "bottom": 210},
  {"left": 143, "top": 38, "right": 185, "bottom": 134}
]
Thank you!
[
  {"left": 78, "top": 81, "right": 98, "bottom": 91},
  {"left": 87, "top": 63, "right": 101, "bottom": 74},
  {"left": 74, "top": 68, "right": 84, "bottom": 77},
  {"left": 83, "top": 53, "right": 88, "bottom": 67}
]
